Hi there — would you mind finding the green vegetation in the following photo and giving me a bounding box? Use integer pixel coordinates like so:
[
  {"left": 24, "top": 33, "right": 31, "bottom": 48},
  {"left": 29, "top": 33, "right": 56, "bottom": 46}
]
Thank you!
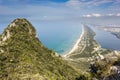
[
  {"left": 0, "top": 18, "right": 81, "bottom": 80},
  {"left": 89, "top": 55, "right": 120, "bottom": 79}
]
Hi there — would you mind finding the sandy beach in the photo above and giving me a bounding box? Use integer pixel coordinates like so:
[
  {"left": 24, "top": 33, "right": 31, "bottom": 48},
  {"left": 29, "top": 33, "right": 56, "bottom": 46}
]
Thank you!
[{"left": 62, "top": 25, "right": 85, "bottom": 58}]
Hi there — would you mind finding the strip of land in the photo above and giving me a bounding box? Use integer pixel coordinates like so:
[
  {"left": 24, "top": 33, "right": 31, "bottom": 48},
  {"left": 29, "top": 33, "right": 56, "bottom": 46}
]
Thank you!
[
  {"left": 63, "top": 25, "right": 100, "bottom": 59},
  {"left": 69, "top": 25, "right": 84, "bottom": 54},
  {"left": 62, "top": 25, "right": 84, "bottom": 58},
  {"left": 62, "top": 25, "right": 116, "bottom": 72}
]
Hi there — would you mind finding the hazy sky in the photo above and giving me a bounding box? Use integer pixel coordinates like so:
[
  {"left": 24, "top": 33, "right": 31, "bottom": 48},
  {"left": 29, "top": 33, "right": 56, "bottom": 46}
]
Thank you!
[{"left": 0, "top": 0, "right": 120, "bottom": 27}]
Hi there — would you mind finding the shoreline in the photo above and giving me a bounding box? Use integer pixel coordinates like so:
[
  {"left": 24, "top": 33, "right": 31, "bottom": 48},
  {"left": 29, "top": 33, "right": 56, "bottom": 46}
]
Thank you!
[{"left": 62, "top": 25, "right": 85, "bottom": 58}]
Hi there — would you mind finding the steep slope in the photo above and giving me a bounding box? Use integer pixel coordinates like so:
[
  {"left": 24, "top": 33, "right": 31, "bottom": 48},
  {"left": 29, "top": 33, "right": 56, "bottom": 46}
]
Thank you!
[{"left": 0, "top": 18, "right": 80, "bottom": 80}]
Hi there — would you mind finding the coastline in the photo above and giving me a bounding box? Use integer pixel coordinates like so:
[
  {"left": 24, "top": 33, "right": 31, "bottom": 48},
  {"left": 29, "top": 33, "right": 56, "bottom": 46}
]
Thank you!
[{"left": 62, "top": 25, "right": 84, "bottom": 58}]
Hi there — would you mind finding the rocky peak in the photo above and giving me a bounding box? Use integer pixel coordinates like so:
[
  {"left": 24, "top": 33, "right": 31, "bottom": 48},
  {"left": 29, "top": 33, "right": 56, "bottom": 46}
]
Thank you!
[{"left": 0, "top": 18, "right": 37, "bottom": 43}]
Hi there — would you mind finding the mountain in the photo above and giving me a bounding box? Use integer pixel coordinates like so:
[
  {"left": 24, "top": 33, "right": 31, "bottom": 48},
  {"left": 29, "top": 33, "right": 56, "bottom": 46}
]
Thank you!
[{"left": 0, "top": 18, "right": 80, "bottom": 80}]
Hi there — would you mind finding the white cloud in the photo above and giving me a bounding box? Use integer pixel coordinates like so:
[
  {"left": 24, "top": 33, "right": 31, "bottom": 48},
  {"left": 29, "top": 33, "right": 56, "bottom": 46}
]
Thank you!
[
  {"left": 83, "top": 14, "right": 92, "bottom": 18},
  {"left": 107, "top": 14, "right": 114, "bottom": 16},
  {"left": 92, "top": 0, "right": 113, "bottom": 6},
  {"left": 116, "top": 13, "right": 120, "bottom": 16},
  {"left": 83, "top": 13, "right": 102, "bottom": 18},
  {"left": 66, "top": 0, "right": 80, "bottom": 6},
  {"left": 106, "top": 13, "right": 120, "bottom": 17},
  {"left": 0, "top": 4, "right": 84, "bottom": 23},
  {"left": 0, "top": 0, "right": 120, "bottom": 24},
  {"left": 92, "top": 13, "right": 102, "bottom": 17},
  {"left": 65, "top": 0, "right": 81, "bottom": 9}
]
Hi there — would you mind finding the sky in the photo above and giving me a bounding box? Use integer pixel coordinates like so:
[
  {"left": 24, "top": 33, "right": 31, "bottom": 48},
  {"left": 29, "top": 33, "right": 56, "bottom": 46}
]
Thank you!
[{"left": 0, "top": 0, "right": 120, "bottom": 28}]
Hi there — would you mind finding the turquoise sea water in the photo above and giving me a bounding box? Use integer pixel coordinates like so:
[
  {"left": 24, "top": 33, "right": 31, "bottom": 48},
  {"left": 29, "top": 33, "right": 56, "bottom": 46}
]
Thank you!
[{"left": 35, "top": 21, "right": 82, "bottom": 54}]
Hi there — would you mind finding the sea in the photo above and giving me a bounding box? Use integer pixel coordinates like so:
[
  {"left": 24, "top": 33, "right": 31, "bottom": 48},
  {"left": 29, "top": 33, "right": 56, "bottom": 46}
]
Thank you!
[
  {"left": 0, "top": 20, "right": 120, "bottom": 54},
  {"left": 36, "top": 21, "right": 82, "bottom": 54}
]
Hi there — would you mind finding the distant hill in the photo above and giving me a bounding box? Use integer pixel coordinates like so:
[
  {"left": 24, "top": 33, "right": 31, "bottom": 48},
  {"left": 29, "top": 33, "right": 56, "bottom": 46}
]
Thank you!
[{"left": 0, "top": 18, "right": 80, "bottom": 80}]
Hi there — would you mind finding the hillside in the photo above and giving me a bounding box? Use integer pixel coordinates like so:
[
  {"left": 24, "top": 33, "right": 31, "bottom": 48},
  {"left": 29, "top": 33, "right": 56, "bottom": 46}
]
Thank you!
[{"left": 0, "top": 18, "right": 80, "bottom": 80}]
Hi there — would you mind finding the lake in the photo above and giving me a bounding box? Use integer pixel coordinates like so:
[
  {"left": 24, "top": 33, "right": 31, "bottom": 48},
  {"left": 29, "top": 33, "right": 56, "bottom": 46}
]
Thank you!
[{"left": 91, "top": 26, "right": 120, "bottom": 51}]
